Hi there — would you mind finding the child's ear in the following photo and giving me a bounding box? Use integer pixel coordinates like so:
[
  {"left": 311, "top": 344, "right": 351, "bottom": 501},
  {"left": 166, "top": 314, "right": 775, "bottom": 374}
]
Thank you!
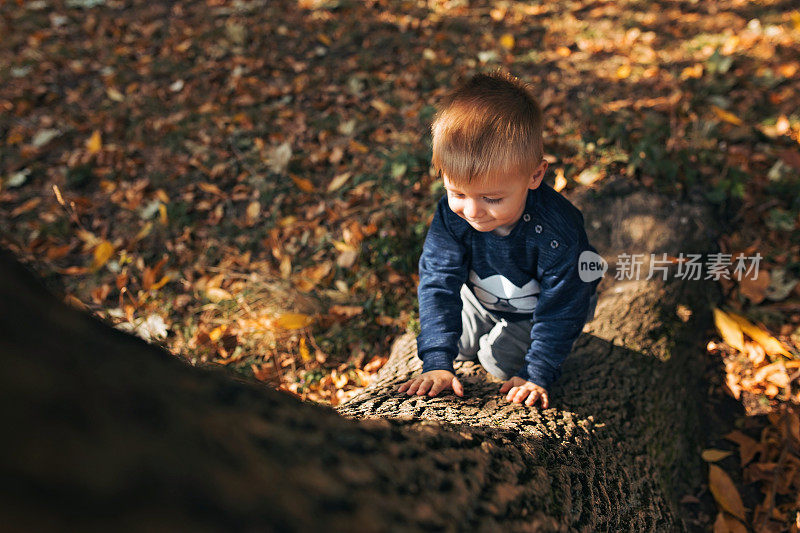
[{"left": 528, "top": 160, "right": 549, "bottom": 190}]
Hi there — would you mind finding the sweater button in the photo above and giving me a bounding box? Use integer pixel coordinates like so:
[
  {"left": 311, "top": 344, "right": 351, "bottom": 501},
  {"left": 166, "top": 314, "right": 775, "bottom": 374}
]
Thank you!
[
  {"left": 523, "top": 213, "right": 531, "bottom": 222},
  {"left": 550, "top": 240, "right": 559, "bottom": 248},
  {"left": 534, "top": 224, "right": 542, "bottom": 233}
]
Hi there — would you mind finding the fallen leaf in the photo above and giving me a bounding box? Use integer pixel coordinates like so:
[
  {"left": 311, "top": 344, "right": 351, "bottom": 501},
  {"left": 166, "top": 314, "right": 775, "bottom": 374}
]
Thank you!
[
  {"left": 727, "top": 312, "right": 792, "bottom": 357},
  {"left": 714, "top": 308, "right": 745, "bottom": 352},
  {"left": 274, "top": 313, "right": 314, "bottom": 330},
  {"left": 708, "top": 463, "right": 746, "bottom": 521},
  {"left": 703, "top": 449, "right": 735, "bottom": 462},
  {"left": 206, "top": 287, "right": 233, "bottom": 302},
  {"left": 499, "top": 33, "right": 515, "bottom": 50},
  {"left": 738, "top": 269, "right": 770, "bottom": 304},
  {"left": 329, "top": 304, "right": 363, "bottom": 318},
  {"left": 337, "top": 249, "right": 358, "bottom": 268},
  {"left": 616, "top": 64, "right": 632, "bottom": 79},
  {"left": 554, "top": 169, "right": 567, "bottom": 192},
  {"left": 246, "top": 201, "right": 260, "bottom": 225},
  {"left": 711, "top": 106, "right": 743, "bottom": 126},
  {"left": 91, "top": 241, "right": 114, "bottom": 271},
  {"left": 86, "top": 130, "right": 102, "bottom": 154},
  {"left": 328, "top": 172, "right": 352, "bottom": 192},
  {"left": 10, "top": 197, "right": 42, "bottom": 218},
  {"left": 724, "top": 430, "right": 762, "bottom": 465},
  {"left": 299, "top": 337, "right": 312, "bottom": 362},
  {"left": 290, "top": 174, "right": 315, "bottom": 192},
  {"left": 280, "top": 256, "right": 292, "bottom": 279},
  {"left": 267, "top": 142, "right": 292, "bottom": 173},
  {"left": 106, "top": 87, "right": 125, "bottom": 102}
]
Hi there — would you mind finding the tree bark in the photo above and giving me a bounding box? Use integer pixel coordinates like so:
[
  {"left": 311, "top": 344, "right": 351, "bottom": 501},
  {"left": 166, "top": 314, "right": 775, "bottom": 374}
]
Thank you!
[{"left": 1, "top": 180, "right": 717, "bottom": 531}]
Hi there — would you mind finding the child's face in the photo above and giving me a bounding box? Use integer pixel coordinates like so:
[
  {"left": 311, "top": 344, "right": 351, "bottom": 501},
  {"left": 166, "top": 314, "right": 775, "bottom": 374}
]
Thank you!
[{"left": 442, "top": 161, "right": 548, "bottom": 233}]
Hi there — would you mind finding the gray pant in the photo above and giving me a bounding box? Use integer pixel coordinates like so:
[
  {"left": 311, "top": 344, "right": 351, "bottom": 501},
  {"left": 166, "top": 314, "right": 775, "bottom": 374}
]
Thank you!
[{"left": 456, "top": 285, "right": 597, "bottom": 380}]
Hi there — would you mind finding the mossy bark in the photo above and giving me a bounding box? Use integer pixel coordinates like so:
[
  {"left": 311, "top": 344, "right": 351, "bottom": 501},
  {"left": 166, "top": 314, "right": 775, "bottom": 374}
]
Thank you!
[{"left": 1, "top": 180, "right": 717, "bottom": 531}]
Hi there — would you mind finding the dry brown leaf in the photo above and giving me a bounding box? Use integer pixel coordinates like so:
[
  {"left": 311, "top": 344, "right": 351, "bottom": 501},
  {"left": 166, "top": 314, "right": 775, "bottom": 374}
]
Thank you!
[
  {"left": 724, "top": 430, "right": 762, "bottom": 466},
  {"left": 703, "top": 449, "right": 735, "bottom": 462},
  {"left": 327, "top": 172, "right": 352, "bottom": 192},
  {"left": 10, "top": 197, "right": 41, "bottom": 218},
  {"left": 329, "top": 304, "right": 363, "bottom": 318},
  {"left": 290, "top": 174, "right": 315, "bottom": 192},
  {"left": 714, "top": 308, "right": 745, "bottom": 352},
  {"left": 739, "top": 269, "right": 770, "bottom": 304},
  {"left": 246, "top": 201, "right": 260, "bottom": 225},
  {"left": 708, "top": 463, "right": 746, "bottom": 521},
  {"left": 280, "top": 256, "right": 292, "bottom": 279}
]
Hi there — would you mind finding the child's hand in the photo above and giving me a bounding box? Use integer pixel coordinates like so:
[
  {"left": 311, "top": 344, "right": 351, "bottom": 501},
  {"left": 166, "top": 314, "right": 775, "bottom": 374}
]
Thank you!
[
  {"left": 397, "top": 370, "right": 464, "bottom": 397},
  {"left": 499, "top": 377, "right": 549, "bottom": 408}
]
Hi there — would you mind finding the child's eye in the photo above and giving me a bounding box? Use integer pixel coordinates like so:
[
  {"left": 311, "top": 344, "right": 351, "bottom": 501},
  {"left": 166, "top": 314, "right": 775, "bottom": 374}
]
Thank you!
[{"left": 484, "top": 197, "right": 502, "bottom": 204}]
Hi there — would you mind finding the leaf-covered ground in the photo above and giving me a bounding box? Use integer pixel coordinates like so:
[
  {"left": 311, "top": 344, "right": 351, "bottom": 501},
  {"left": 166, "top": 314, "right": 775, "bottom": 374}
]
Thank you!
[{"left": 1, "top": 0, "right": 799, "bottom": 530}]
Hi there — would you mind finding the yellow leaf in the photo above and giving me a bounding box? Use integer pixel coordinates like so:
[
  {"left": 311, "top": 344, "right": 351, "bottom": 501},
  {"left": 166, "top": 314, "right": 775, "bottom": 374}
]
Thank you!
[
  {"left": 299, "top": 337, "right": 312, "bottom": 362},
  {"left": 86, "top": 130, "right": 102, "bottom": 154},
  {"left": 616, "top": 64, "right": 632, "bottom": 79},
  {"left": 556, "top": 46, "right": 571, "bottom": 57},
  {"left": 91, "top": 241, "right": 114, "bottom": 271},
  {"left": 499, "top": 33, "right": 515, "bottom": 50},
  {"left": 209, "top": 325, "right": 226, "bottom": 342},
  {"left": 290, "top": 174, "right": 315, "bottom": 192},
  {"left": 553, "top": 169, "right": 567, "bottom": 192},
  {"left": 150, "top": 274, "right": 171, "bottom": 291},
  {"left": 702, "top": 449, "right": 734, "bottom": 462},
  {"left": 791, "top": 11, "right": 800, "bottom": 31},
  {"left": 680, "top": 64, "right": 703, "bottom": 80},
  {"left": 316, "top": 33, "right": 331, "bottom": 46},
  {"left": 711, "top": 106, "right": 743, "bottom": 126},
  {"left": 708, "top": 464, "right": 746, "bottom": 521},
  {"left": 713, "top": 308, "right": 744, "bottom": 352},
  {"left": 134, "top": 221, "right": 153, "bottom": 242},
  {"left": 333, "top": 240, "right": 358, "bottom": 252},
  {"left": 274, "top": 313, "right": 314, "bottom": 330},
  {"left": 727, "top": 312, "right": 792, "bottom": 357},
  {"left": 158, "top": 203, "right": 168, "bottom": 225}
]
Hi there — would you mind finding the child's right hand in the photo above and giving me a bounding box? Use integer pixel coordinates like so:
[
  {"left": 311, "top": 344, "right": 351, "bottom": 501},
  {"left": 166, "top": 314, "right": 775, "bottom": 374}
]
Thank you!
[{"left": 397, "top": 370, "right": 464, "bottom": 397}]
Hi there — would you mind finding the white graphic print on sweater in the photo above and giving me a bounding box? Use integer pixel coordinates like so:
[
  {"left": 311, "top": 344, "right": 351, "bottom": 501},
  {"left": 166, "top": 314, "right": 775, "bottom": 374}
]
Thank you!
[{"left": 468, "top": 270, "right": 540, "bottom": 314}]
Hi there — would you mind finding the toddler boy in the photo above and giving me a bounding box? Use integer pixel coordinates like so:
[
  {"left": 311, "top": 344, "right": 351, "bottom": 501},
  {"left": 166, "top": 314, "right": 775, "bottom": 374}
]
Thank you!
[{"left": 398, "top": 71, "right": 600, "bottom": 408}]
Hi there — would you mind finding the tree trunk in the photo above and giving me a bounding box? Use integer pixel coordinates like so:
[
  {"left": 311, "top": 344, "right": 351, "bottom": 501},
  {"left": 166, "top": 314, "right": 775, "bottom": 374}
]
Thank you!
[
  {"left": 1, "top": 180, "right": 717, "bottom": 531},
  {"left": 337, "top": 178, "right": 720, "bottom": 530}
]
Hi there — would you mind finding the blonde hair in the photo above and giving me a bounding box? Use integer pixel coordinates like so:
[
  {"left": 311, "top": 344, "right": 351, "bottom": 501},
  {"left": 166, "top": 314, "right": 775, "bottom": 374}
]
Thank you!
[{"left": 431, "top": 71, "right": 544, "bottom": 186}]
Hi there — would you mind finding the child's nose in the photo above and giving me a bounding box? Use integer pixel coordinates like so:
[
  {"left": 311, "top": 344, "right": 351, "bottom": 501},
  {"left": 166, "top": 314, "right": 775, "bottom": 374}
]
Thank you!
[{"left": 463, "top": 199, "right": 480, "bottom": 218}]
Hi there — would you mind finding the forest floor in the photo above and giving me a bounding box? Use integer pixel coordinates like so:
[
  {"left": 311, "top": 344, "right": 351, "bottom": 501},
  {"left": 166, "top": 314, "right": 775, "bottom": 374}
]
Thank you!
[{"left": 1, "top": 0, "right": 799, "bottom": 530}]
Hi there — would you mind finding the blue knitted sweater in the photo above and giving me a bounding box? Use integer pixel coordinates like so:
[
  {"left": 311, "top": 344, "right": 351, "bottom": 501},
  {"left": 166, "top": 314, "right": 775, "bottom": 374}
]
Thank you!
[{"left": 416, "top": 183, "right": 600, "bottom": 390}]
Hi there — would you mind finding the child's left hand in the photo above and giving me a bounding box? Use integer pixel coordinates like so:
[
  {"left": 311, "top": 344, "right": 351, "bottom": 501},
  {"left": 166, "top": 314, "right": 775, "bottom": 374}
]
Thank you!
[{"left": 499, "top": 377, "right": 549, "bottom": 408}]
